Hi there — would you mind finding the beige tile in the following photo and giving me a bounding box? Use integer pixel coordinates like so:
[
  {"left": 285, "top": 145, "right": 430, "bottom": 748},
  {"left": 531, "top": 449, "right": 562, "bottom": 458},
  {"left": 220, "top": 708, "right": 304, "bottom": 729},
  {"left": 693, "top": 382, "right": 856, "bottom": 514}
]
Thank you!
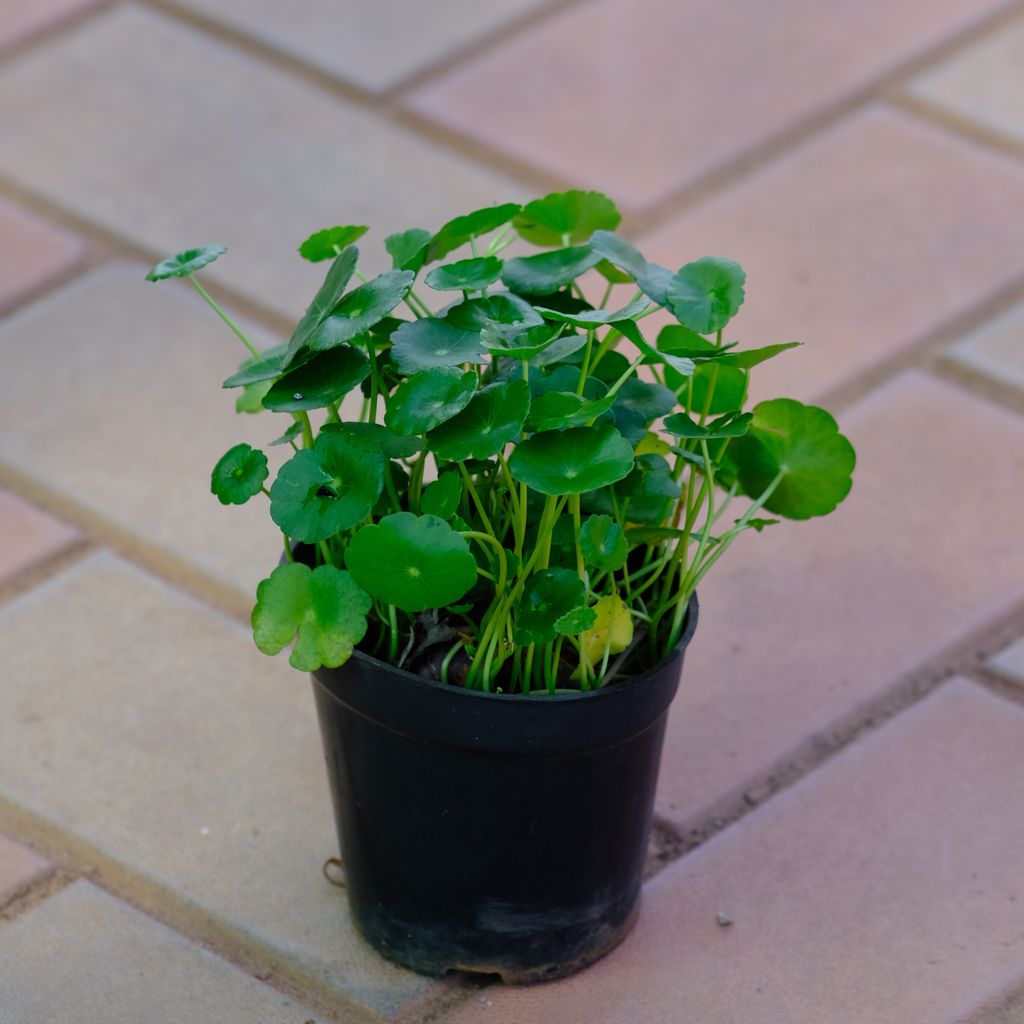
[
  {"left": 0, "top": 264, "right": 286, "bottom": 597},
  {"left": 168, "top": 0, "right": 553, "bottom": 92},
  {"left": 991, "top": 636, "right": 1024, "bottom": 687},
  {"left": 0, "top": 833, "right": 50, "bottom": 905},
  {"left": 0, "top": 0, "right": 102, "bottom": 50},
  {"left": 947, "top": 300, "right": 1024, "bottom": 392},
  {"left": 657, "top": 371, "right": 1024, "bottom": 823},
  {"left": 642, "top": 108, "right": 1024, "bottom": 402},
  {"left": 0, "top": 5, "right": 525, "bottom": 317},
  {"left": 0, "top": 197, "right": 83, "bottom": 310},
  {"left": 907, "top": 16, "right": 1024, "bottom": 145},
  {"left": 0, "top": 553, "right": 430, "bottom": 1014},
  {"left": 0, "top": 882, "right": 328, "bottom": 1022},
  {"left": 0, "top": 489, "right": 78, "bottom": 583},
  {"left": 406, "top": 0, "right": 1003, "bottom": 209},
  {"left": 448, "top": 681, "right": 1024, "bottom": 1024}
]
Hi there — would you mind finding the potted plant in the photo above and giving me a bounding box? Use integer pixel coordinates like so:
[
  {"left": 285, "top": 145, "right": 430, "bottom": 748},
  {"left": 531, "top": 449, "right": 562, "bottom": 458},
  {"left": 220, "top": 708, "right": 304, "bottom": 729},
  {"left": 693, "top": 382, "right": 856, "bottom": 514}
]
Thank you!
[{"left": 147, "top": 190, "right": 855, "bottom": 983}]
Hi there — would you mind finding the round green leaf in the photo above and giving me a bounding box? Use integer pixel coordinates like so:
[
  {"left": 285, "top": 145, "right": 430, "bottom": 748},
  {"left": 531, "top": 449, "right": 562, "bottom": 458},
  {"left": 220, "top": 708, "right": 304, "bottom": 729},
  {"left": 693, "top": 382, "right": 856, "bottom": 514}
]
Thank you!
[
  {"left": 501, "top": 245, "right": 601, "bottom": 295},
  {"left": 445, "top": 294, "right": 543, "bottom": 333},
  {"left": 554, "top": 604, "right": 597, "bottom": 635},
  {"left": 346, "top": 512, "right": 478, "bottom": 612},
  {"left": 483, "top": 322, "right": 573, "bottom": 360},
  {"left": 385, "top": 227, "right": 432, "bottom": 273},
  {"left": 666, "top": 257, "right": 746, "bottom": 334},
  {"left": 146, "top": 244, "right": 226, "bottom": 281},
  {"left": 514, "top": 568, "right": 587, "bottom": 645},
  {"left": 427, "top": 203, "right": 521, "bottom": 262},
  {"left": 421, "top": 471, "right": 463, "bottom": 519},
  {"left": 514, "top": 191, "right": 621, "bottom": 246},
  {"left": 211, "top": 443, "right": 268, "bottom": 505},
  {"left": 385, "top": 368, "right": 477, "bottom": 435},
  {"left": 425, "top": 257, "right": 503, "bottom": 292},
  {"left": 270, "top": 431, "right": 384, "bottom": 542},
  {"left": 729, "top": 399, "right": 855, "bottom": 519},
  {"left": 428, "top": 378, "right": 531, "bottom": 462},
  {"left": 614, "top": 379, "right": 677, "bottom": 424},
  {"left": 263, "top": 345, "right": 370, "bottom": 412},
  {"left": 579, "top": 514, "right": 628, "bottom": 571},
  {"left": 307, "top": 270, "right": 414, "bottom": 352},
  {"left": 252, "top": 563, "right": 371, "bottom": 671},
  {"left": 524, "top": 390, "right": 616, "bottom": 432},
  {"left": 298, "top": 226, "right": 369, "bottom": 262},
  {"left": 509, "top": 424, "right": 634, "bottom": 496},
  {"left": 390, "top": 318, "right": 486, "bottom": 374}
]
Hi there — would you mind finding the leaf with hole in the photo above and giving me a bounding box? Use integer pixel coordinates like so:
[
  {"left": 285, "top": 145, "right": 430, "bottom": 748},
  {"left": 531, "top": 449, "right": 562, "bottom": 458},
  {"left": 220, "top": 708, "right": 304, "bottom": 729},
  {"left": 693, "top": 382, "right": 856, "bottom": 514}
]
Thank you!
[
  {"left": 514, "top": 190, "right": 621, "bottom": 246},
  {"left": 263, "top": 345, "right": 370, "bottom": 412},
  {"left": 146, "top": 243, "right": 226, "bottom": 281},
  {"left": 211, "top": 443, "right": 268, "bottom": 505},
  {"left": 346, "top": 512, "right": 478, "bottom": 611},
  {"left": 428, "top": 378, "right": 531, "bottom": 462},
  {"left": 510, "top": 423, "right": 633, "bottom": 495},
  {"left": 425, "top": 256, "right": 503, "bottom": 292},
  {"left": 252, "top": 563, "right": 371, "bottom": 670},
  {"left": 666, "top": 257, "right": 746, "bottom": 334},
  {"left": 501, "top": 245, "right": 601, "bottom": 295},
  {"left": 385, "top": 368, "right": 478, "bottom": 435},
  {"left": 298, "top": 226, "right": 368, "bottom": 262}
]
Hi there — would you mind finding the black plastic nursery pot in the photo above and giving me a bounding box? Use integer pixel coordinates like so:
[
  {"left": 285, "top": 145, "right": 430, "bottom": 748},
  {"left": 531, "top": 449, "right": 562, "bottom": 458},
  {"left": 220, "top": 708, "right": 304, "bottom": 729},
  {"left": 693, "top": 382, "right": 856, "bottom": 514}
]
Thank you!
[{"left": 311, "top": 593, "right": 698, "bottom": 983}]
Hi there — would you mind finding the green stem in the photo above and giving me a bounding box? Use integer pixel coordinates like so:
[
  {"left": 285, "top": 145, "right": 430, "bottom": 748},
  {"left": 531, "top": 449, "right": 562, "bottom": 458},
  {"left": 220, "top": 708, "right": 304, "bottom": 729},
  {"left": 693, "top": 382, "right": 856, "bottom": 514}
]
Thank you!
[{"left": 188, "top": 275, "right": 259, "bottom": 359}]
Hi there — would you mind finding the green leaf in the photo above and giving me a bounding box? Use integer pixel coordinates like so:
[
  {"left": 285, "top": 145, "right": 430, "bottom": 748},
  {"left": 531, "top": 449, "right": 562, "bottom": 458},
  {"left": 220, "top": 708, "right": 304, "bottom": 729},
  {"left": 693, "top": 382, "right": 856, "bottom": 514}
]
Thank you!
[
  {"left": 385, "top": 368, "right": 477, "bottom": 435},
  {"left": 269, "top": 421, "right": 304, "bottom": 447},
  {"left": 269, "top": 430, "right": 384, "bottom": 542},
  {"left": 385, "top": 227, "right": 432, "bottom": 272},
  {"left": 346, "top": 512, "right": 478, "bottom": 612},
  {"left": 514, "top": 568, "right": 587, "bottom": 645},
  {"left": 421, "top": 472, "right": 463, "bottom": 519},
  {"left": 428, "top": 378, "right": 531, "bottom": 461},
  {"left": 587, "top": 230, "right": 673, "bottom": 304},
  {"left": 235, "top": 379, "right": 272, "bottom": 414},
  {"left": 586, "top": 453, "right": 680, "bottom": 524},
  {"left": 252, "top": 563, "right": 371, "bottom": 671},
  {"left": 146, "top": 244, "right": 226, "bottom": 281},
  {"left": 579, "top": 514, "right": 628, "bottom": 572},
  {"left": 729, "top": 399, "right": 855, "bottom": 519},
  {"left": 524, "top": 390, "right": 615, "bottom": 432},
  {"left": 304, "top": 270, "right": 414, "bottom": 354},
  {"left": 222, "top": 345, "right": 288, "bottom": 388},
  {"left": 321, "top": 421, "right": 424, "bottom": 458},
  {"left": 263, "top": 345, "right": 370, "bottom": 412},
  {"left": 533, "top": 294, "right": 649, "bottom": 328},
  {"left": 514, "top": 191, "right": 620, "bottom": 246},
  {"left": 483, "top": 322, "right": 572, "bottom": 360},
  {"left": 501, "top": 245, "right": 601, "bottom": 295},
  {"left": 666, "top": 257, "right": 746, "bottom": 334},
  {"left": 425, "top": 256, "right": 503, "bottom": 292},
  {"left": 390, "top": 318, "right": 486, "bottom": 374},
  {"left": 211, "top": 443, "right": 268, "bottom": 505},
  {"left": 427, "top": 203, "right": 522, "bottom": 262},
  {"left": 510, "top": 423, "right": 634, "bottom": 495},
  {"left": 554, "top": 604, "right": 597, "bottom": 635},
  {"left": 614, "top": 379, "right": 677, "bottom": 423},
  {"left": 285, "top": 247, "right": 359, "bottom": 358},
  {"left": 663, "top": 410, "right": 752, "bottom": 440},
  {"left": 298, "top": 226, "right": 368, "bottom": 262},
  {"left": 445, "top": 294, "right": 543, "bottom": 333},
  {"left": 613, "top": 319, "right": 695, "bottom": 378},
  {"left": 529, "top": 331, "right": 589, "bottom": 367},
  {"left": 714, "top": 342, "right": 801, "bottom": 369}
]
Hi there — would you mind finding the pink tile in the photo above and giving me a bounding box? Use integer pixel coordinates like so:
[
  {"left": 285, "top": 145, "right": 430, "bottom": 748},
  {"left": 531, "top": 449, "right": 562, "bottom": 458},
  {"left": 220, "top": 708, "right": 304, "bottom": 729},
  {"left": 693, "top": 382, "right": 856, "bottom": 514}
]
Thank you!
[
  {"left": 642, "top": 107, "right": 1024, "bottom": 402},
  {"left": 0, "top": 0, "right": 101, "bottom": 51},
  {"left": 0, "top": 833, "right": 50, "bottom": 904},
  {"left": 405, "top": 0, "right": 1004, "bottom": 210},
  {"left": 0, "top": 199, "right": 83, "bottom": 309},
  {"left": 657, "top": 370, "right": 1024, "bottom": 824},
  {"left": 449, "top": 681, "right": 1024, "bottom": 1024},
  {"left": 0, "top": 489, "right": 78, "bottom": 582}
]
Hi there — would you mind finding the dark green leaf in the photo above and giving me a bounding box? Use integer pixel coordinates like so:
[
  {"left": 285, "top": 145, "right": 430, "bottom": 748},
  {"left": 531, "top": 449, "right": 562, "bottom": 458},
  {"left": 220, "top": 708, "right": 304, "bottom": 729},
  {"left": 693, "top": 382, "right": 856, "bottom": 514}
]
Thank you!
[
  {"left": 579, "top": 514, "right": 628, "bottom": 571},
  {"left": 222, "top": 345, "right": 288, "bottom": 388},
  {"left": 666, "top": 257, "right": 746, "bottom": 334},
  {"left": 321, "top": 421, "right": 424, "bottom": 458},
  {"left": 509, "top": 423, "right": 634, "bottom": 495},
  {"left": 211, "top": 443, "right": 268, "bottom": 505},
  {"left": 269, "top": 431, "right": 384, "bottom": 542},
  {"left": 514, "top": 191, "right": 620, "bottom": 246},
  {"left": 428, "top": 378, "right": 531, "bottom": 461},
  {"left": 483, "top": 322, "right": 571, "bottom": 360},
  {"left": 425, "top": 256, "right": 503, "bottom": 292},
  {"left": 729, "top": 399, "right": 855, "bottom": 519},
  {"left": 586, "top": 453, "right": 680, "bottom": 524},
  {"left": 529, "top": 331, "right": 589, "bottom": 367},
  {"left": 501, "top": 245, "right": 601, "bottom": 295},
  {"left": 613, "top": 319, "right": 695, "bottom": 378},
  {"left": 589, "top": 231, "right": 674, "bottom": 304},
  {"left": 285, "top": 247, "right": 359, "bottom": 358},
  {"left": 533, "top": 294, "right": 649, "bottom": 327},
  {"left": 263, "top": 345, "right": 370, "bottom": 412},
  {"left": 346, "top": 512, "right": 478, "bottom": 612},
  {"left": 385, "top": 228, "right": 432, "bottom": 273},
  {"left": 390, "top": 318, "right": 486, "bottom": 373},
  {"left": 427, "top": 203, "right": 521, "bottom": 262},
  {"left": 524, "top": 390, "right": 615, "bottom": 431},
  {"left": 663, "top": 410, "right": 752, "bottom": 440},
  {"left": 252, "top": 563, "right": 371, "bottom": 670},
  {"left": 445, "top": 294, "right": 543, "bottom": 332},
  {"left": 514, "top": 568, "right": 587, "bottom": 644},
  {"left": 146, "top": 244, "right": 226, "bottom": 281},
  {"left": 614, "top": 379, "right": 677, "bottom": 423},
  {"left": 421, "top": 472, "right": 463, "bottom": 519},
  {"left": 305, "top": 270, "right": 414, "bottom": 353},
  {"left": 715, "top": 342, "right": 801, "bottom": 369},
  {"left": 385, "top": 368, "right": 477, "bottom": 435},
  {"left": 298, "top": 226, "right": 368, "bottom": 262}
]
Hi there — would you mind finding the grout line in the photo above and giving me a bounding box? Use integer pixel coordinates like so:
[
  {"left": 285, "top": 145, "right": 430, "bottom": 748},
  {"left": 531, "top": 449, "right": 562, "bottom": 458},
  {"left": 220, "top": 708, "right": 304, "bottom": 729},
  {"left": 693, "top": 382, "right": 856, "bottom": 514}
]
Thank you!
[
  {"left": 0, "top": 866, "right": 72, "bottom": 925},
  {"left": 0, "top": 539, "right": 96, "bottom": 611},
  {"left": 931, "top": 355, "right": 1024, "bottom": 421},
  {"left": 0, "top": 797, "right": 385, "bottom": 1024}
]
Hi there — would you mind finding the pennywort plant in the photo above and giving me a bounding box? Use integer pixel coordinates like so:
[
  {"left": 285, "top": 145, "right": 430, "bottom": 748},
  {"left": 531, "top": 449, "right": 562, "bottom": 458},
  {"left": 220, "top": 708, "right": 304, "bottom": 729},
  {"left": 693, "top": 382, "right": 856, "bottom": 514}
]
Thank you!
[{"left": 147, "top": 191, "right": 855, "bottom": 694}]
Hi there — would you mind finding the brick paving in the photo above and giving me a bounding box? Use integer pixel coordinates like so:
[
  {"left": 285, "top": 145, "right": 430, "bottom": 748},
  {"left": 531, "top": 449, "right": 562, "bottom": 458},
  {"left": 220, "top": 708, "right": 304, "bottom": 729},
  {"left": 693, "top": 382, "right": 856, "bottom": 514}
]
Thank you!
[{"left": 1, "top": 3, "right": 1023, "bottom": 1023}]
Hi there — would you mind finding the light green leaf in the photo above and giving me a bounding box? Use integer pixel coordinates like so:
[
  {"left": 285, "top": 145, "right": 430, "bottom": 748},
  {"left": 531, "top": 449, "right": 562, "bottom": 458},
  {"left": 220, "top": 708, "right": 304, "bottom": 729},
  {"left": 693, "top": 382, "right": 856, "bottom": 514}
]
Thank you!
[
  {"left": 263, "top": 345, "right": 369, "bottom": 412},
  {"left": 579, "top": 514, "right": 628, "bottom": 571},
  {"left": 421, "top": 472, "right": 463, "bottom": 519},
  {"left": 235, "top": 379, "right": 272, "bottom": 414},
  {"left": 385, "top": 227, "right": 432, "bottom": 272},
  {"left": 501, "top": 245, "right": 601, "bottom": 295},
  {"left": 252, "top": 563, "right": 371, "bottom": 671},
  {"left": 146, "top": 244, "right": 226, "bottom": 281},
  {"left": 390, "top": 318, "right": 486, "bottom": 374},
  {"left": 211, "top": 443, "right": 268, "bottom": 505},
  {"left": 268, "top": 421, "right": 304, "bottom": 447},
  {"left": 729, "top": 399, "right": 855, "bottom": 519},
  {"left": 514, "top": 568, "right": 587, "bottom": 645},
  {"left": 427, "top": 203, "right": 522, "bottom": 262},
  {"left": 428, "top": 378, "right": 531, "bottom": 461},
  {"left": 298, "top": 226, "right": 368, "bottom": 262},
  {"left": 346, "top": 512, "right": 478, "bottom": 612},
  {"left": 666, "top": 257, "right": 746, "bottom": 334},
  {"left": 385, "top": 367, "right": 477, "bottom": 435},
  {"left": 425, "top": 256, "right": 503, "bottom": 292},
  {"left": 514, "top": 191, "right": 620, "bottom": 246},
  {"left": 554, "top": 604, "right": 597, "bottom": 635},
  {"left": 509, "top": 423, "right": 634, "bottom": 495},
  {"left": 714, "top": 342, "right": 801, "bottom": 369}
]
